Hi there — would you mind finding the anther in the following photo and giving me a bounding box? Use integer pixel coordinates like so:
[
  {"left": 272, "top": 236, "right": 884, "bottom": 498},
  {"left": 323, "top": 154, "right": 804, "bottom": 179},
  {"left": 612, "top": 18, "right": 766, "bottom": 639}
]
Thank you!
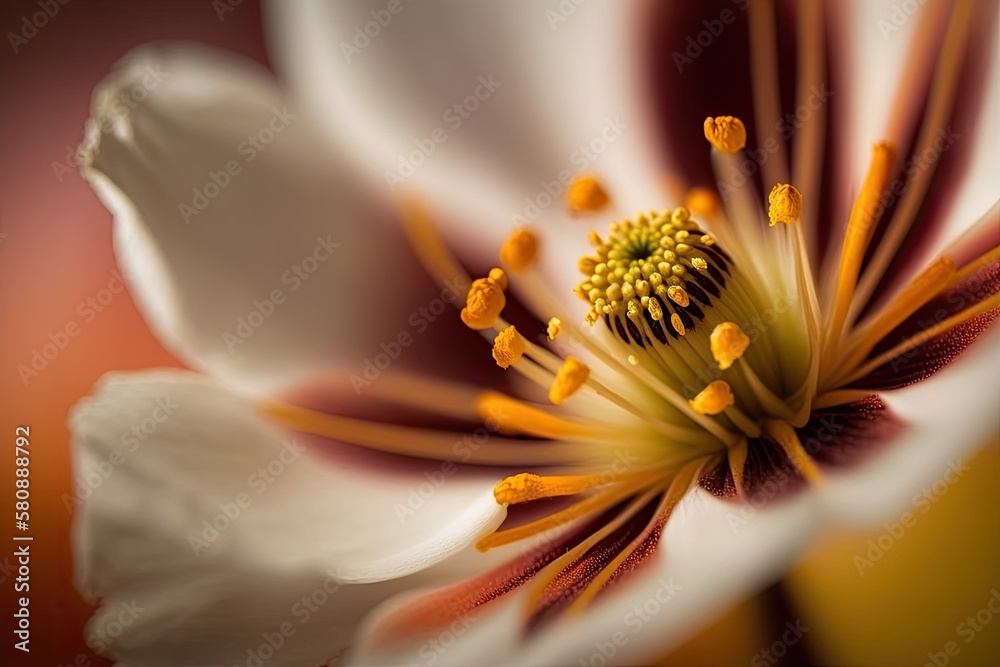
[
  {"left": 461, "top": 268, "right": 507, "bottom": 330},
  {"left": 767, "top": 184, "right": 803, "bottom": 226},
  {"left": 568, "top": 175, "right": 610, "bottom": 214},
  {"left": 500, "top": 227, "right": 538, "bottom": 271},
  {"left": 492, "top": 325, "right": 525, "bottom": 369},
  {"left": 689, "top": 381, "right": 735, "bottom": 415},
  {"left": 549, "top": 357, "right": 590, "bottom": 405},
  {"left": 710, "top": 322, "right": 750, "bottom": 370},
  {"left": 703, "top": 116, "right": 747, "bottom": 153}
]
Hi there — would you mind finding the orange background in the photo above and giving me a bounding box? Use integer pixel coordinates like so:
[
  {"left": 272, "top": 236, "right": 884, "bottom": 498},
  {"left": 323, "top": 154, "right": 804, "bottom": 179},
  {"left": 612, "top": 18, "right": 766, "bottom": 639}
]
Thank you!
[{"left": 0, "top": 2, "right": 997, "bottom": 665}]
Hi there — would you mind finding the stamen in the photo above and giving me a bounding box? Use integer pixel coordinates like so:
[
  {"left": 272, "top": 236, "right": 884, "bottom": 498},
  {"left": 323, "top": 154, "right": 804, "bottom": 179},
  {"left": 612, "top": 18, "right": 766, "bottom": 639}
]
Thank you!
[
  {"left": 549, "top": 357, "right": 590, "bottom": 405},
  {"left": 728, "top": 439, "right": 749, "bottom": 497},
  {"left": 824, "top": 142, "right": 896, "bottom": 359},
  {"left": 546, "top": 317, "right": 562, "bottom": 340},
  {"left": 710, "top": 322, "right": 750, "bottom": 370},
  {"left": 767, "top": 184, "right": 803, "bottom": 226},
  {"left": 567, "top": 175, "right": 610, "bottom": 214},
  {"left": 500, "top": 227, "right": 538, "bottom": 272},
  {"left": 703, "top": 116, "right": 747, "bottom": 153},
  {"left": 689, "top": 381, "right": 735, "bottom": 416},
  {"left": 474, "top": 392, "right": 595, "bottom": 440},
  {"left": 685, "top": 187, "right": 721, "bottom": 217},
  {"left": 492, "top": 325, "right": 526, "bottom": 369},
  {"left": 763, "top": 419, "right": 823, "bottom": 484},
  {"left": 461, "top": 268, "right": 508, "bottom": 330},
  {"left": 493, "top": 472, "right": 616, "bottom": 506}
]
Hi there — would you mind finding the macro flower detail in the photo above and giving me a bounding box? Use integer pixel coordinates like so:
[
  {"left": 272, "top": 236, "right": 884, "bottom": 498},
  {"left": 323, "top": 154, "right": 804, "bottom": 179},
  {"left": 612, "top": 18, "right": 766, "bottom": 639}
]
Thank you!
[{"left": 69, "top": 1, "right": 999, "bottom": 665}]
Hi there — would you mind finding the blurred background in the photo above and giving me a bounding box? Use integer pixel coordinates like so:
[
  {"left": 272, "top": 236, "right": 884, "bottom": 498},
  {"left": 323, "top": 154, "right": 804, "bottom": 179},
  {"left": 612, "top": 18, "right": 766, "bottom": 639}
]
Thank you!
[{"left": 0, "top": 1, "right": 997, "bottom": 665}]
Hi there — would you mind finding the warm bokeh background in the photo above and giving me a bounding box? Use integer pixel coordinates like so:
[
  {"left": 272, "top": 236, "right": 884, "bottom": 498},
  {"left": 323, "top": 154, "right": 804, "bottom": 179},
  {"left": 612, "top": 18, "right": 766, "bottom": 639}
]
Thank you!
[{"left": 0, "top": 1, "right": 996, "bottom": 665}]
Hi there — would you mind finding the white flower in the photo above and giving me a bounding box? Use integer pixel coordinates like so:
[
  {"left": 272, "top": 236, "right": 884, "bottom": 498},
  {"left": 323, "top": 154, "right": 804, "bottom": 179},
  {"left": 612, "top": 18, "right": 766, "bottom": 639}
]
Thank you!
[{"left": 71, "top": 2, "right": 999, "bottom": 665}]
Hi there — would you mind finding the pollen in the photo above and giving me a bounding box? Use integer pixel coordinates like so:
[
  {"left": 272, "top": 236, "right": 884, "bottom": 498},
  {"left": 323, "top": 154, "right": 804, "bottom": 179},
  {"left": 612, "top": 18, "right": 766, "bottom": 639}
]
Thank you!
[
  {"left": 767, "top": 184, "right": 803, "bottom": 226},
  {"left": 492, "top": 325, "right": 525, "bottom": 369},
  {"left": 711, "top": 322, "right": 750, "bottom": 370},
  {"left": 576, "top": 209, "right": 728, "bottom": 330},
  {"left": 549, "top": 356, "right": 590, "bottom": 405},
  {"left": 703, "top": 116, "right": 746, "bottom": 153},
  {"left": 685, "top": 187, "right": 721, "bottom": 217},
  {"left": 546, "top": 317, "right": 562, "bottom": 340},
  {"left": 689, "top": 381, "right": 735, "bottom": 415},
  {"left": 499, "top": 227, "right": 538, "bottom": 271},
  {"left": 567, "top": 175, "right": 610, "bottom": 214},
  {"left": 461, "top": 268, "right": 507, "bottom": 330}
]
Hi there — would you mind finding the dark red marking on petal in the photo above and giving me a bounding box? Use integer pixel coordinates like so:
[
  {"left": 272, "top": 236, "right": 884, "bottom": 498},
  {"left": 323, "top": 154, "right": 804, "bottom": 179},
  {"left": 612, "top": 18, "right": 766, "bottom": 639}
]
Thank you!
[
  {"left": 849, "top": 309, "right": 999, "bottom": 391},
  {"left": 525, "top": 494, "right": 662, "bottom": 632},
  {"left": 366, "top": 508, "right": 612, "bottom": 645},
  {"left": 859, "top": 0, "right": 999, "bottom": 320},
  {"left": 700, "top": 437, "right": 806, "bottom": 503},
  {"left": 795, "top": 395, "right": 904, "bottom": 468}
]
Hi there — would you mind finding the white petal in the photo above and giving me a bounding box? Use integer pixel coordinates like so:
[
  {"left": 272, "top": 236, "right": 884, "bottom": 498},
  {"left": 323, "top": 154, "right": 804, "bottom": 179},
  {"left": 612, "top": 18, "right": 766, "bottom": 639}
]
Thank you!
[
  {"left": 266, "top": 0, "right": 665, "bottom": 270},
  {"left": 80, "top": 44, "right": 414, "bottom": 393},
  {"left": 347, "top": 488, "right": 818, "bottom": 666},
  {"left": 818, "top": 325, "right": 1000, "bottom": 526},
  {"left": 70, "top": 370, "right": 505, "bottom": 665}
]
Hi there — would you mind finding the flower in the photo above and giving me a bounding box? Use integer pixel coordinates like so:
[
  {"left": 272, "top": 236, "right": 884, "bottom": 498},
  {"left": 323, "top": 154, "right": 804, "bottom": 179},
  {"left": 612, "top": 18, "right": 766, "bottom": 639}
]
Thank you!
[{"left": 71, "top": 1, "right": 999, "bottom": 665}]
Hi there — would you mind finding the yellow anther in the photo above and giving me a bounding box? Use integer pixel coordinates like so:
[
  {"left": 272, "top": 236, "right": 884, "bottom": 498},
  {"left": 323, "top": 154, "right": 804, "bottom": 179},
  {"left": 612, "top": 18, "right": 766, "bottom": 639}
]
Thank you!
[
  {"left": 648, "top": 298, "right": 663, "bottom": 321},
  {"left": 666, "top": 285, "right": 690, "bottom": 307},
  {"left": 461, "top": 268, "right": 507, "bottom": 330},
  {"left": 493, "top": 472, "right": 609, "bottom": 506},
  {"left": 546, "top": 317, "right": 562, "bottom": 340},
  {"left": 685, "top": 187, "right": 721, "bottom": 217},
  {"left": 670, "top": 313, "right": 685, "bottom": 335},
  {"left": 710, "top": 322, "right": 750, "bottom": 370},
  {"left": 627, "top": 354, "right": 638, "bottom": 366},
  {"left": 549, "top": 356, "right": 590, "bottom": 405},
  {"left": 492, "top": 325, "right": 525, "bottom": 369},
  {"left": 568, "top": 175, "right": 610, "bottom": 214},
  {"left": 690, "top": 257, "right": 708, "bottom": 271},
  {"left": 499, "top": 227, "right": 538, "bottom": 271},
  {"left": 767, "top": 184, "right": 803, "bottom": 226},
  {"left": 689, "top": 381, "right": 735, "bottom": 415},
  {"left": 703, "top": 116, "right": 747, "bottom": 153}
]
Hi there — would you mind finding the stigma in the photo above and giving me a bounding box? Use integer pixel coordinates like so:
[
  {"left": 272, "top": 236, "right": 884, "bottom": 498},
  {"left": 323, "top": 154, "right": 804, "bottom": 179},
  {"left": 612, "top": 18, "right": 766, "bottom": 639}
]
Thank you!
[{"left": 576, "top": 207, "right": 740, "bottom": 347}]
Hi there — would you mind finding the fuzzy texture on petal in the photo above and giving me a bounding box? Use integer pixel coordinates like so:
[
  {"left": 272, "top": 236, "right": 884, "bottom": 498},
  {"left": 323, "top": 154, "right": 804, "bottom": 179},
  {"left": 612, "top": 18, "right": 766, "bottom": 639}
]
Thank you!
[
  {"left": 80, "top": 44, "right": 421, "bottom": 393},
  {"left": 69, "top": 370, "right": 506, "bottom": 665}
]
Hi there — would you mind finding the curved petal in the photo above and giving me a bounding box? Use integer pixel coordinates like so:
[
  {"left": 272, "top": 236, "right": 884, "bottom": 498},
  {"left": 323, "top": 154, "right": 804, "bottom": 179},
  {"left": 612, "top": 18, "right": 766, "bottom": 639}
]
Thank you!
[
  {"left": 265, "top": 0, "right": 666, "bottom": 276},
  {"left": 347, "top": 487, "right": 818, "bottom": 666},
  {"left": 69, "top": 370, "right": 505, "bottom": 665},
  {"left": 818, "top": 325, "right": 1000, "bottom": 526},
  {"left": 80, "top": 44, "right": 418, "bottom": 393}
]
